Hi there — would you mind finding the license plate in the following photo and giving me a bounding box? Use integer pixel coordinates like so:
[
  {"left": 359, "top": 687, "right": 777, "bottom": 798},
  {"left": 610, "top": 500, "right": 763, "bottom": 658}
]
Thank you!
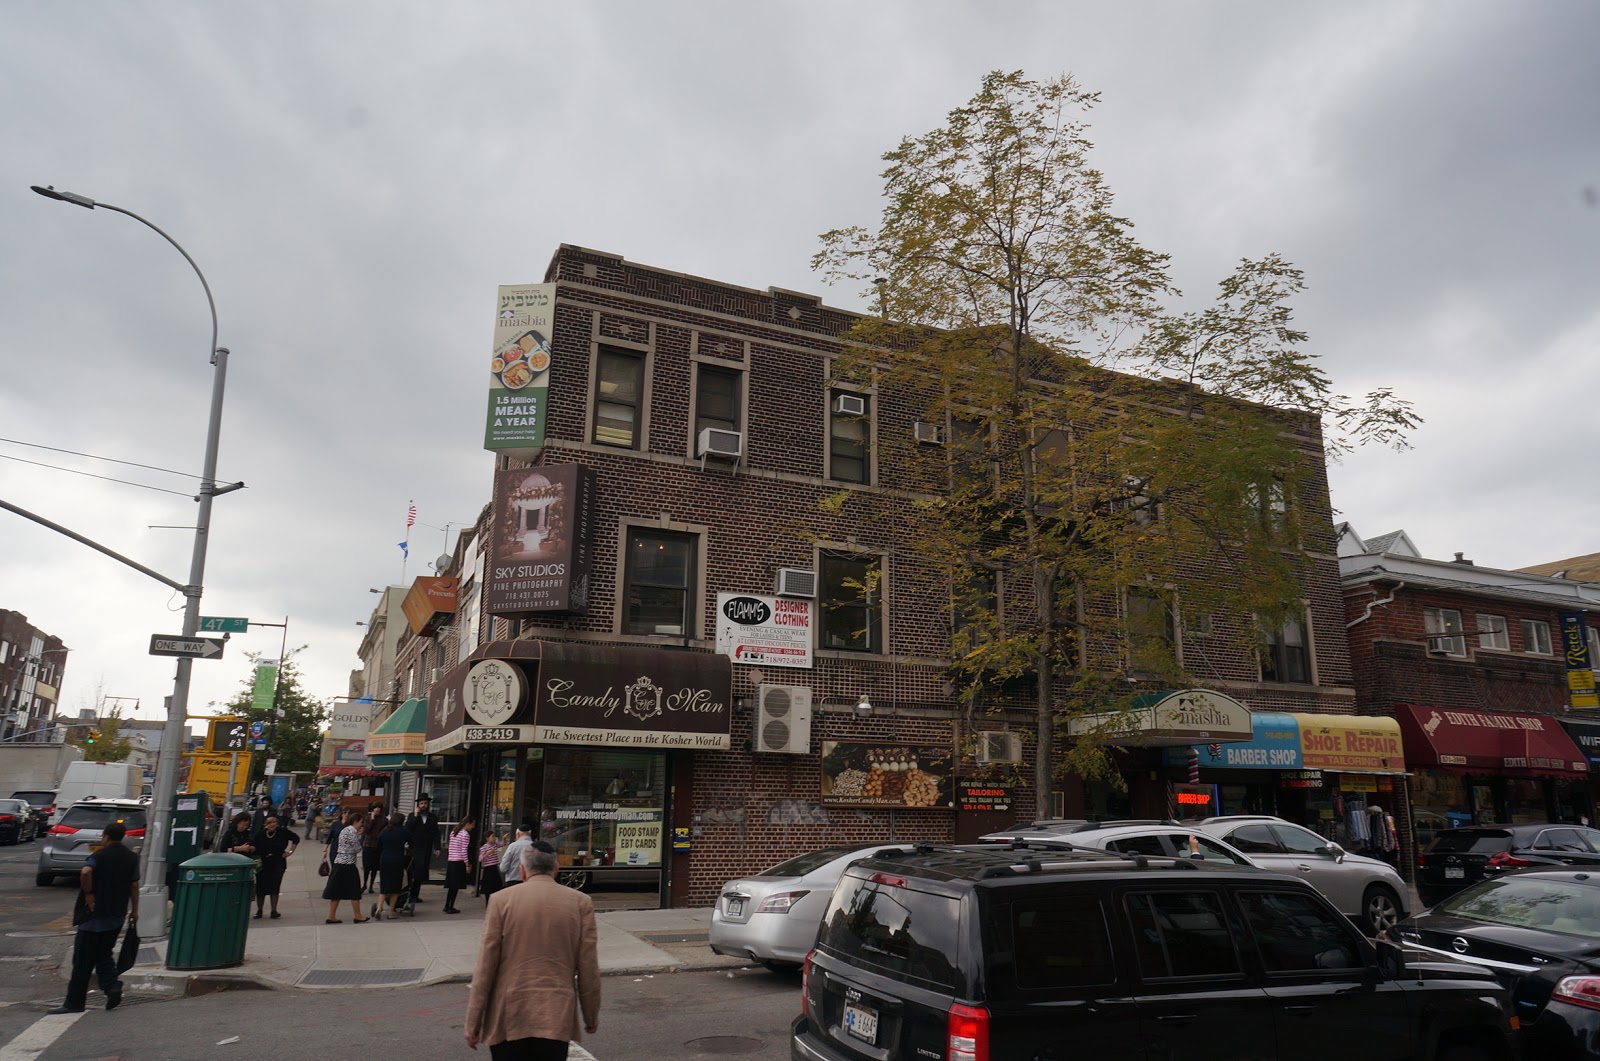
[
  {"left": 1445, "top": 867, "right": 1464, "bottom": 879},
  {"left": 725, "top": 898, "right": 743, "bottom": 917},
  {"left": 844, "top": 1002, "right": 878, "bottom": 1044}
]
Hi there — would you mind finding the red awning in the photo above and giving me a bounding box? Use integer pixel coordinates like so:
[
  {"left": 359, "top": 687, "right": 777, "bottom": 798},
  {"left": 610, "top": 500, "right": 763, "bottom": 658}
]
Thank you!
[{"left": 1395, "top": 705, "right": 1588, "bottom": 779}]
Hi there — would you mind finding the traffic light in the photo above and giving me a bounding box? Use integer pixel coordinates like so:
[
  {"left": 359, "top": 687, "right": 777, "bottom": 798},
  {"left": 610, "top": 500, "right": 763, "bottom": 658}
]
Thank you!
[{"left": 86, "top": 728, "right": 100, "bottom": 745}]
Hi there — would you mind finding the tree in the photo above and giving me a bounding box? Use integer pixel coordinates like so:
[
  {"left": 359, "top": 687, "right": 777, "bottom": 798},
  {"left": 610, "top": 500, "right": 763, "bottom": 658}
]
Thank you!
[
  {"left": 218, "top": 650, "right": 328, "bottom": 778},
  {"left": 66, "top": 710, "right": 132, "bottom": 762},
  {"left": 815, "top": 71, "right": 1417, "bottom": 808}
]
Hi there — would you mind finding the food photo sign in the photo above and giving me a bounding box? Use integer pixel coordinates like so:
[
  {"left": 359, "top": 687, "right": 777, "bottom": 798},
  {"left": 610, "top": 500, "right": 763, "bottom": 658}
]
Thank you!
[
  {"left": 819, "top": 742, "right": 953, "bottom": 808},
  {"left": 484, "top": 283, "right": 556, "bottom": 457}
]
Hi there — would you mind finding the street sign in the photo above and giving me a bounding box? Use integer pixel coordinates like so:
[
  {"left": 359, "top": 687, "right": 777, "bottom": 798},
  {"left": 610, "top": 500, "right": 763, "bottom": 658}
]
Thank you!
[
  {"left": 208, "top": 718, "right": 249, "bottom": 752},
  {"left": 149, "top": 634, "right": 226, "bottom": 660},
  {"left": 198, "top": 616, "right": 249, "bottom": 633},
  {"left": 248, "top": 720, "right": 266, "bottom": 737},
  {"left": 252, "top": 739, "right": 266, "bottom": 751},
  {"left": 264, "top": 758, "right": 278, "bottom": 775}
]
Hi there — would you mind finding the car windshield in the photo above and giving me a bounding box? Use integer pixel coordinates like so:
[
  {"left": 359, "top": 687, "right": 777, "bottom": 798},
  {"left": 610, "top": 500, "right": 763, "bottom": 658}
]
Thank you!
[
  {"left": 1435, "top": 877, "right": 1600, "bottom": 939},
  {"left": 1428, "top": 830, "right": 1512, "bottom": 855},
  {"left": 0, "top": 801, "right": 27, "bottom": 814},
  {"left": 758, "top": 846, "right": 870, "bottom": 877},
  {"left": 59, "top": 805, "right": 146, "bottom": 831}
]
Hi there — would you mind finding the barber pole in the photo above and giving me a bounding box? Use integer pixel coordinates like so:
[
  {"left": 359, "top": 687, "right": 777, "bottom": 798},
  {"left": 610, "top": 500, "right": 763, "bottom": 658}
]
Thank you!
[
  {"left": 1208, "top": 742, "right": 1222, "bottom": 760},
  {"left": 1187, "top": 748, "right": 1200, "bottom": 784}
]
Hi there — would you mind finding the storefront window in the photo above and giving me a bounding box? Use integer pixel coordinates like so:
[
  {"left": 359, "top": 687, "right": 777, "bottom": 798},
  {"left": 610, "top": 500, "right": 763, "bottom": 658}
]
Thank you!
[
  {"left": 485, "top": 750, "right": 518, "bottom": 839},
  {"left": 1410, "top": 770, "right": 1467, "bottom": 848},
  {"left": 427, "top": 776, "right": 470, "bottom": 827},
  {"left": 540, "top": 749, "right": 666, "bottom": 874},
  {"left": 1505, "top": 779, "right": 1549, "bottom": 825}
]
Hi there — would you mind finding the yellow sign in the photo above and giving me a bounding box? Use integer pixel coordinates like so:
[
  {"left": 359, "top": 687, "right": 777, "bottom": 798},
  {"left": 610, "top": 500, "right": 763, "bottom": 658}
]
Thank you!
[
  {"left": 184, "top": 752, "right": 253, "bottom": 798},
  {"left": 1339, "top": 775, "right": 1378, "bottom": 793},
  {"left": 615, "top": 815, "right": 662, "bottom": 867},
  {"left": 1570, "top": 671, "right": 1599, "bottom": 708}
]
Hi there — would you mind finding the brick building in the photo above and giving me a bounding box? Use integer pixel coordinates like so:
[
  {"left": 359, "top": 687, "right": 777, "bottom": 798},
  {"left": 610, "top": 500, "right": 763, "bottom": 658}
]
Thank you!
[
  {"left": 0, "top": 610, "right": 68, "bottom": 743},
  {"left": 371, "top": 246, "right": 1371, "bottom": 907},
  {"left": 1338, "top": 525, "right": 1600, "bottom": 874}
]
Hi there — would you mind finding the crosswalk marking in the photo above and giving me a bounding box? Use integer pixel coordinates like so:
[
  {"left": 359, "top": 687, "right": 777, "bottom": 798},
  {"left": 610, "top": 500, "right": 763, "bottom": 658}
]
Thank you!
[{"left": 0, "top": 1011, "right": 86, "bottom": 1061}]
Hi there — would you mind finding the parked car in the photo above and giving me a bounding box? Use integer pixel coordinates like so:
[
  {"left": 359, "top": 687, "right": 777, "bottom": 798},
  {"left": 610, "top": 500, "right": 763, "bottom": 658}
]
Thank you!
[
  {"left": 1416, "top": 823, "right": 1600, "bottom": 907},
  {"left": 0, "top": 799, "right": 40, "bottom": 844},
  {"left": 36, "top": 798, "right": 147, "bottom": 887},
  {"left": 793, "top": 841, "right": 1518, "bottom": 1061},
  {"left": 1037, "top": 820, "right": 1257, "bottom": 866},
  {"left": 10, "top": 790, "right": 58, "bottom": 829},
  {"left": 1393, "top": 868, "right": 1600, "bottom": 1060},
  {"left": 1196, "top": 815, "right": 1410, "bottom": 935},
  {"left": 972, "top": 819, "right": 1087, "bottom": 841},
  {"left": 710, "top": 843, "right": 914, "bottom": 970}
]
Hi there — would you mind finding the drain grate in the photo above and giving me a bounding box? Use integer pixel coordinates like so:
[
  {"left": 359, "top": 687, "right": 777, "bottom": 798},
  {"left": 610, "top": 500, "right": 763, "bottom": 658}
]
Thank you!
[
  {"left": 300, "top": 967, "right": 425, "bottom": 987},
  {"left": 640, "top": 931, "right": 710, "bottom": 943}
]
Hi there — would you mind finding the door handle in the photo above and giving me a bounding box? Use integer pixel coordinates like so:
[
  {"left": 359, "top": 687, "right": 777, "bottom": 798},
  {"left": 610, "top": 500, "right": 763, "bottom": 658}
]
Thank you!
[
  {"left": 1283, "top": 1004, "right": 1316, "bottom": 1015},
  {"left": 1297, "top": 864, "right": 1313, "bottom": 872},
  {"left": 1155, "top": 1014, "right": 1196, "bottom": 1024}
]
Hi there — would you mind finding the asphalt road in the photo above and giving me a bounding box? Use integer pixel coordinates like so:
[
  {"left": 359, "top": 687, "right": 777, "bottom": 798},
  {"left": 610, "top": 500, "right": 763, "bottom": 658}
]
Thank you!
[{"left": 0, "top": 837, "right": 801, "bottom": 1060}]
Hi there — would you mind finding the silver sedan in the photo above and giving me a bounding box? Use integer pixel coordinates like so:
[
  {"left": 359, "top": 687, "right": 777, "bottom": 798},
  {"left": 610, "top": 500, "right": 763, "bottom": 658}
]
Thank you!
[{"left": 710, "top": 843, "right": 912, "bottom": 970}]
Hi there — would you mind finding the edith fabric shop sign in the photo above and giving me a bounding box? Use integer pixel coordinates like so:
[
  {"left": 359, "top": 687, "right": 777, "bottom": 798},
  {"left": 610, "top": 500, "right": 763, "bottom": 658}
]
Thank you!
[
  {"left": 533, "top": 643, "right": 733, "bottom": 750},
  {"left": 485, "top": 464, "right": 596, "bottom": 616}
]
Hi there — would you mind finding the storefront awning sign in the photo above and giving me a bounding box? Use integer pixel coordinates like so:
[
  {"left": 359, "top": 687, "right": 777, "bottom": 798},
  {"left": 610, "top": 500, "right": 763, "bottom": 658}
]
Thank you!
[
  {"left": 1163, "top": 712, "right": 1409, "bottom": 774},
  {"left": 1398, "top": 704, "right": 1587, "bottom": 778},
  {"left": 1067, "top": 689, "right": 1254, "bottom": 747},
  {"left": 1561, "top": 719, "right": 1600, "bottom": 771},
  {"left": 367, "top": 696, "right": 429, "bottom": 769}
]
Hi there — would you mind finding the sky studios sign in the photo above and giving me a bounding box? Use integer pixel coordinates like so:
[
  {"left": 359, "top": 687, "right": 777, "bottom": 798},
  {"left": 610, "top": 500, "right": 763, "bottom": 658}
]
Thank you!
[{"left": 534, "top": 643, "right": 732, "bottom": 750}]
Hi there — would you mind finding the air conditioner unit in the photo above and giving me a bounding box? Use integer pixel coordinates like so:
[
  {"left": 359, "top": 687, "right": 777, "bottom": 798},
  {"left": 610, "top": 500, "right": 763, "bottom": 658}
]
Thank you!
[
  {"left": 755, "top": 684, "right": 813, "bottom": 754},
  {"left": 697, "top": 427, "right": 743, "bottom": 459},
  {"left": 976, "top": 731, "right": 1022, "bottom": 764},
  {"left": 833, "top": 393, "right": 867, "bottom": 417},
  {"left": 913, "top": 420, "right": 943, "bottom": 445},
  {"left": 775, "top": 567, "right": 817, "bottom": 598},
  {"left": 431, "top": 667, "right": 445, "bottom": 683}
]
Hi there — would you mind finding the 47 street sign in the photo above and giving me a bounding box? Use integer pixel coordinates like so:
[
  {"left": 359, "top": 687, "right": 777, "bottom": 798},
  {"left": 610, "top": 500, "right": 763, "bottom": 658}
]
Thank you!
[
  {"left": 198, "top": 616, "right": 249, "bottom": 633},
  {"left": 149, "top": 634, "right": 226, "bottom": 660}
]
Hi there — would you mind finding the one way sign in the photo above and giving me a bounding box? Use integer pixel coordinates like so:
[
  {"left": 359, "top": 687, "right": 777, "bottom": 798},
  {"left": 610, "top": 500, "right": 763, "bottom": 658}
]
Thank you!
[{"left": 148, "top": 634, "right": 227, "bottom": 660}]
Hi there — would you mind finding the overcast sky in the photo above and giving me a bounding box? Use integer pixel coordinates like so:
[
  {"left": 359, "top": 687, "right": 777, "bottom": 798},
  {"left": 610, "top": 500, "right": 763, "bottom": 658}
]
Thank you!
[{"left": 2, "top": 1, "right": 1596, "bottom": 727}]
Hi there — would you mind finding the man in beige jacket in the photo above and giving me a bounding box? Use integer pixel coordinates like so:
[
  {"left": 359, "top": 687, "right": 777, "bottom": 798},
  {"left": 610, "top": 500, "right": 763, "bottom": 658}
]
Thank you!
[{"left": 466, "top": 841, "right": 601, "bottom": 1059}]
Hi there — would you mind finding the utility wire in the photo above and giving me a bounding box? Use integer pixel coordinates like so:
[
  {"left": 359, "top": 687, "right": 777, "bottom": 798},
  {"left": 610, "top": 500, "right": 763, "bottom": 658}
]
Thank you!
[
  {"left": 0, "top": 452, "right": 195, "bottom": 498},
  {"left": 0, "top": 435, "right": 202, "bottom": 480}
]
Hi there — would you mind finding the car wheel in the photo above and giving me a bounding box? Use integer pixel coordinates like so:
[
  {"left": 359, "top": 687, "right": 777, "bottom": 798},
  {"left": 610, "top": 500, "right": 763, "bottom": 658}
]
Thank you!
[
  {"left": 557, "top": 869, "right": 590, "bottom": 891},
  {"left": 35, "top": 872, "right": 53, "bottom": 887},
  {"left": 1363, "top": 884, "right": 1403, "bottom": 936}
]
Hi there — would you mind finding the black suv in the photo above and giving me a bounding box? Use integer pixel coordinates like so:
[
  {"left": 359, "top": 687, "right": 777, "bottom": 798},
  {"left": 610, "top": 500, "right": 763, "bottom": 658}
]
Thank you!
[
  {"left": 1417, "top": 824, "right": 1600, "bottom": 907},
  {"left": 793, "top": 842, "right": 1519, "bottom": 1061}
]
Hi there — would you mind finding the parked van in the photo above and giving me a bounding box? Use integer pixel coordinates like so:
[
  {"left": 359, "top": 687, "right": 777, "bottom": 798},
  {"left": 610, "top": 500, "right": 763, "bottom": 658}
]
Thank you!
[{"left": 55, "top": 761, "right": 143, "bottom": 816}]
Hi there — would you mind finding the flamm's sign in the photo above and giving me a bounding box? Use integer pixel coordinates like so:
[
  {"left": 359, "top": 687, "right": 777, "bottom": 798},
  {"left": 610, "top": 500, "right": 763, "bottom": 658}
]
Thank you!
[{"left": 715, "top": 592, "right": 813, "bottom": 669}]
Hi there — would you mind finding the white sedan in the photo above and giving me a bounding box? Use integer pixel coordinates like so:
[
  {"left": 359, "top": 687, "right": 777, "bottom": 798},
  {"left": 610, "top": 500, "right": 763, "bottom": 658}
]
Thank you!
[{"left": 710, "top": 843, "right": 913, "bottom": 971}]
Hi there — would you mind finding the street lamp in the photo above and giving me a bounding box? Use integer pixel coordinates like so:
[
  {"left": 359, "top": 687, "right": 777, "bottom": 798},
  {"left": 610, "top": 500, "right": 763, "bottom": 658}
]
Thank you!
[{"left": 31, "top": 184, "right": 233, "bottom": 924}]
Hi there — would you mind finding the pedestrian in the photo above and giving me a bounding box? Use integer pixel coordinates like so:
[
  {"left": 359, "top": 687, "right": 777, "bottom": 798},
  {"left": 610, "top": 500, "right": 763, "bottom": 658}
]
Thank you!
[
  {"left": 322, "top": 809, "right": 369, "bottom": 923},
  {"left": 278, "top": 797, "right": 295, "bottom": 824},
  {"left": 443, "top": 814, "right": 477, "bottom": 914},
  {"left": 50, "top": 821, "right": 140, "bottom": 1014},
  {"left": 498, "top": 823, "right": 533, "bottom": 885},
  {"left": 361, "top": 803, "right": 386, "bottom": 894},
  {"left": 372, "top": 811, "right": 411, "bottom": 920},
  {"left": 465, "top": 842, "right": 600, "bottom": 1057},
  {"left": 404, "top": 794, "right": 441, "bottom": 907},
  {"left": 216, "top": 812, "right": 256, "bottom": 857},
  {"left": 478, "top": 829, "right": 508, "bottom": 904},
  {"left": 307, "top": 804, "right": 325, "bottom": 842},
  {"left": 250, "top": 794, "right": 273, "bottom": 835},
  {"left": 251, "top": 814, "right": 299, "bottom": 920}
]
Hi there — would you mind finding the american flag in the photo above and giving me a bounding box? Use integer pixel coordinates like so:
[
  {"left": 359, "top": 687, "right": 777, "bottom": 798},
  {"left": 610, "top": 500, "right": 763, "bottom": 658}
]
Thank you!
[{"left": 405, "top": 501, "right": 417, "bottom": 529}]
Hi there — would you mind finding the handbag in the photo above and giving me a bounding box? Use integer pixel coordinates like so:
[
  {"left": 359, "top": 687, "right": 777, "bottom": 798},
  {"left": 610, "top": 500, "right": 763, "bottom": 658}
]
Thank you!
[
  {"left": 317, "top": 858, "right": 330, "bottom": 878},
  {"left": 115, "top": 922, "right": 140, "bottom": 974}
]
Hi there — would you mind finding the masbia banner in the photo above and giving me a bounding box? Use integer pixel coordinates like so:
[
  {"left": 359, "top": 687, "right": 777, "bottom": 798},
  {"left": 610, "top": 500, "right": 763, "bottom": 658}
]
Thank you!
[{"left": 484, "top": 283, "right": 556, "bottom": 457}]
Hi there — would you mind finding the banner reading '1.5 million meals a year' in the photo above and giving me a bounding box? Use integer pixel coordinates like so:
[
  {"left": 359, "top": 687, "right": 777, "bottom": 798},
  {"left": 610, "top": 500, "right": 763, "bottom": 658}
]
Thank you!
[{"left": 484, "top": 284, "right": 556, "bottom": 458}]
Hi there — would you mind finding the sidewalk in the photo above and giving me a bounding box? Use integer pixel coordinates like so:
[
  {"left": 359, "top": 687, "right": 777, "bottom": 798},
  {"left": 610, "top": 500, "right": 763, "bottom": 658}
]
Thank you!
[{"left": 108, "top": 846, "right": 746, "bottom": 995}]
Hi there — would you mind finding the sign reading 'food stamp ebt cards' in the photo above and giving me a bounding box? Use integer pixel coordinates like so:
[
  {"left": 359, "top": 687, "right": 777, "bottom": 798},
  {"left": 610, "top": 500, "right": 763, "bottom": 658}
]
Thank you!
[{"left": 485, "top": 284, "right": 556, "bottom": 457}]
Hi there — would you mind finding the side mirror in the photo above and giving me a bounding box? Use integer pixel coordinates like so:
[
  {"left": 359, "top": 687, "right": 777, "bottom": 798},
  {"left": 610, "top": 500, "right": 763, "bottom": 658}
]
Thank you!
[
  {"left": 1322, "top": 842, "right": 1346, "bottom": 863},
  {"left": 1375, "top": 938, "right": 1406, "bottom": 980}
]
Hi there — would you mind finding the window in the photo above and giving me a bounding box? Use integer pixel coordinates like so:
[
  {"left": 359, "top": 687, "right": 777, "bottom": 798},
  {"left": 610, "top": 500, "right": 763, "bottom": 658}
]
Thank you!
[
  {"left": 1271, "top": 824, "right": 1331, "bottom": 855},
  {"left": 1532, "top": 828, "right": 1589, "bottom": 852},
  {"left": 694, "top": 364, "right": 741, "bottom": 437},
  {"left": 1261, "top": 614, "right": 1311, "bottom": 683},
  {"left": 949, "top": 416, "right": 988, "bottom": 488},
  {"left": 820, "top": 551, "right": 883, "bottom": 653},
  {"left": 1009, "top": 895, "right": 1116, "bottom": 989},
  {"left": 593, "top": 346, "right": 645, "bottom": 448},
  {"left": 1247, "top": 476, "right": 1288, "bottom": 532},
  {"left": 622, "top": 528, "right": 696, "bottom": 636},
  {"left": 1477, "top": 613, "right": 1508, "bottom": 651},
  {"left": 1225, "top": 824, "right": 1285, "bottom": 854},
  {"left": 828, "top": 390, "right": 871, "bottom": 483},
  {"left": 1521, "top": 619, "right": 1553, "bottom": 656},
  {"left": 1435, "top": 876, "right": 1600, "bottom": 938},
  {"left": 1425, "top": 607, "right": 1467, "bottom": 657},
  {"left": 953, "top": 568, "right": 998, "bottom": 644},
  {"left": 1126, "top": 589, "right": 1177, "bottom": 677},
  {"left": 1125, "top": 892, "right": 1242, "bottom": 979},
  {"left": 818, "top": 874, "right": 961, "bottom": 988},
  {"left": 1238, "top": 891, "right": 1365, "bottom": 974}
]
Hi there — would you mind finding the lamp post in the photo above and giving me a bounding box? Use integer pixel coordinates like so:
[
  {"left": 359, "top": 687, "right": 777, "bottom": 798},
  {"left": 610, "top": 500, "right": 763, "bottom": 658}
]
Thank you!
[{"left": 31, "top": 184, "right": 232, "bottom": 925}]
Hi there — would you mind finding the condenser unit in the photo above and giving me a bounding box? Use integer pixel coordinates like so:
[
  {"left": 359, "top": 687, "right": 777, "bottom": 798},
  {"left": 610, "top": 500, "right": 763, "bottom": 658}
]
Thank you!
[
  {"left": 976, "top": 731, "right": 1022, "bottom": 764},
  {"left": 754, "top": 684, "right": 813, "bottom": 754}
]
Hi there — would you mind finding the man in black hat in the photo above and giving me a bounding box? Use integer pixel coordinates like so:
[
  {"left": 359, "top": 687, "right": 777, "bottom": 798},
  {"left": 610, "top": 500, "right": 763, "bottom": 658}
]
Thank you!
[{"left": 404, "top": 793, "right": 441, "bottom": 906}]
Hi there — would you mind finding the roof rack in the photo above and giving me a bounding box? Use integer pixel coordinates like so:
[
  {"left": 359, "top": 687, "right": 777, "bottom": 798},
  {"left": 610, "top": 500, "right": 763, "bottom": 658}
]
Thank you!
[{"left": 1068, "top": 819, "right": 1183, "bottom": 833}]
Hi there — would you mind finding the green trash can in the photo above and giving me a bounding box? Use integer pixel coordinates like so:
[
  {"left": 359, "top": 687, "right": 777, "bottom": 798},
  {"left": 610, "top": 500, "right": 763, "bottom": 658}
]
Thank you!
[{"left": 166, "top": 852, "right": 254, "bottom": 970}]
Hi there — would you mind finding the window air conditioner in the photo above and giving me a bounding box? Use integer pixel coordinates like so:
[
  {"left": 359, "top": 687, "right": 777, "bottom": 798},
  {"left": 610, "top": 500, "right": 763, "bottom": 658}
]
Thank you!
[
  {"left": 775, "top": 567, "right": 817, "bottom": 598},
  {"left": 976, "top": 731, "right": 1022, "bottom": 764},
  {"left": 697, "top": 427, "right": 743, "bottom": 459},
  {"left": 913, "top": 421, "right": 943, "bottom": 445},
  {"left": 755, "top": 684, "right": 813, "bottom": 754},
  {"left": 833, "top": 394, "right": 867, "bottom": 417}
]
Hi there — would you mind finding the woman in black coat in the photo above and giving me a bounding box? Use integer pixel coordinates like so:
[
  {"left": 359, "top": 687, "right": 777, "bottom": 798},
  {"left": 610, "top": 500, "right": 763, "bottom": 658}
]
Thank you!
[{"left": 250, "top": 815, "right": 299, "bottom": 920}]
